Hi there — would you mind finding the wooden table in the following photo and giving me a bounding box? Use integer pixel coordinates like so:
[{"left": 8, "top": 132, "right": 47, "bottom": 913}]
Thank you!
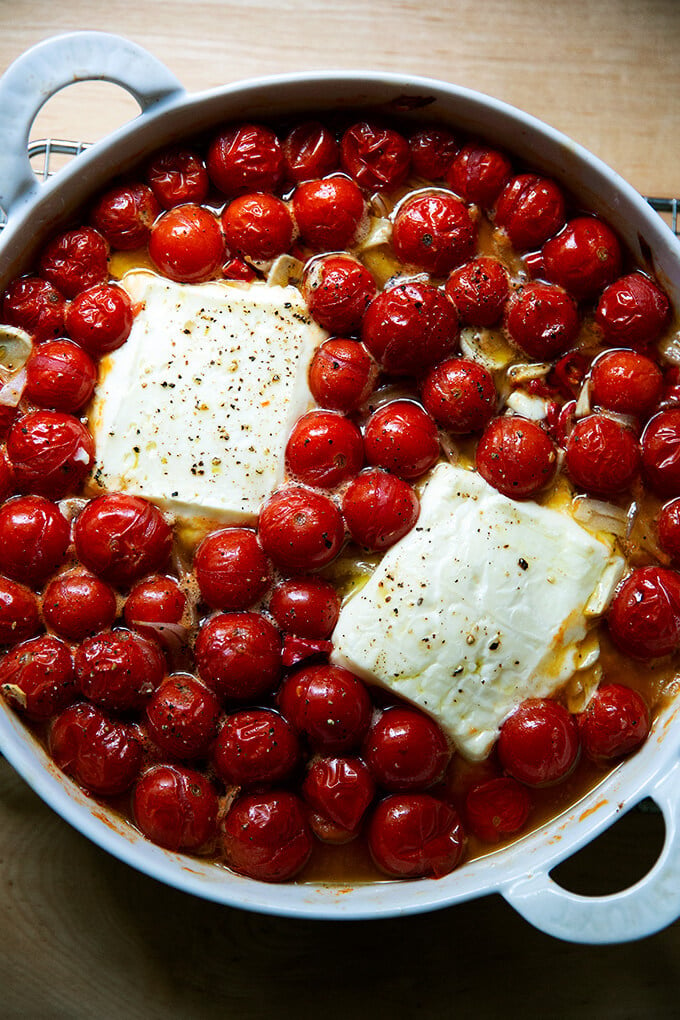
[{"left": 1, "top": 2, "right": 680, "bottom": 1015}]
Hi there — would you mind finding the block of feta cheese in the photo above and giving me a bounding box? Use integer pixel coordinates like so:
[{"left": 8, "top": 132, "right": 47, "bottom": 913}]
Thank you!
[
  {"left": 88, "top": 271, "right": 327, "bottom": 522},
  {"left": 331, "top": 462, "right": 625, "bottom": 760}
]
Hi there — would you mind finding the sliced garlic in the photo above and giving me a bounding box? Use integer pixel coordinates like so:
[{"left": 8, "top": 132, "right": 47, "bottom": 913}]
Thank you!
[
  {"left": 0, "top": 324, "right": 32, "bottom": 374},
  {"left": 266, "top": 254, "right": 305, "bottom": 288},
  {"left": 459, "top": 327, "right": 515, "bottom": 371}
]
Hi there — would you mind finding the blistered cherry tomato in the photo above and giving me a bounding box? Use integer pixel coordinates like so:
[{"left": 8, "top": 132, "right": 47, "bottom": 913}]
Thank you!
[
  {"left": 0, "top": 577, "right": 40, "bottom": 645},
  {"left": 74, "top": 494, "right": 172, "bottom": 586},
  {"left": 269, "top": 576, "right": 340, "bottom": 639},
  {"left": 43, "top": 571, "right": 117, "bottom": 641},
  {"left": 658, "top": 499, "right": 680, "bottom": 563},
  {"left": 194, "top": 528, "right": 271, "bottom": 610},
  {"left": 362, "top": 280, "right": 458, "bottom": 375},
  {"left": 214, "top": 708, "right": 300, "bottom": 786},
  {"left": 444, "top": 256, "right": 509, "bottom": 326},
  {"left": 302, "top": 756, "right": 375, "bottom": 835},
  {"left": 90, "top": 182, "right": 160, "bottom": 250},
  {"left": 368, "top": 794, "right": 466, "bottom": 878},
  {"left": 590, "top": 349, "right": 662, "bottom": 417},
  {"left": 608, "top": 566, "right": 680, "bottom": 660},
  {"left": 364, "top": 707, "right": 450, "bottom": 791},
  {"left": 39, "top": 227, "right": 109, "bottom": 299},
  {"left": 123, "top": 574, "right": 187, "bottom": 652},
  {"left": 596, "top": 272, "right": 671, "bottom": 347},
  {"left": 149, "top": 205, "right": 225, "bottom": 283},
  {"left": 465, "top": 777, "right": 532, "bottom": 843},
  {"left": 49, "top": 701, "right": 142, "bottom": 795},
  {"left": 0, "top": 495, "right": 69, "bottom": 585},
  {"left": 578, "top": 684, "right": 650, "bottom": 762},
  {"left": 541, "top": 217, "right": 622, "bottom": 299},
  {"left": 25, "top": 339, "right": 97, "bottom": 411},
  {"left": 446, "top": 143, "right": 512, "bottom": 207},
  {"left": 258, "top": 485, "right": 344, "bottom": 573},
  {"left": 207, "top": 123, "right": 284, "bottom": 196},
  {"left": 641, "top": 410, "right": 680, "bottom": 496},
  {"left": 495, "top": 173, "right": 565, "bottom": 251},
  {"left": 278, "top": 663, "right": 372, "bottom": 752},
  {"left": 293, "top": 176, "right": 365, "bottom": 251},
  {"left": 220, "top": 791, "right": 312, "bottom": 882},
  {"left": 422, "top": 356, "right": 497, "bottom": 433},
  {"left": 342, "top": 468, "right": 419, "bottom": 550},
  {"left": 476, "top": 416, "right": 557, "bottom": 498},
  {"left": 145, "top": 675, "right": 220, "bottom": 760},
  {"left": 0, "top": 635, "right": 75, "bottom": 720},
  {"left": 498, "top": 699, "right": 579, "bottom": 787},
  {"left": 282, "top": 121, "right": 339, "bottom": 183},
  {"left": 7, "top": 410, "right": 94, "bottom": 499},
  {"left": 2, "top": 276, "right": 65, "bottom": 341},
  {"left": 303, "top": 255, "right": 376, "bottom": 334},
  {"left": 506, "top": 282, "right": 579, "bottom": 359},
  {"left": 75, "top": 630, "right": 165, "bottom": 712},
  {"left": 65, "top": 283, "right": 133, "bottom": 356},
  {"left": 133, "top": 764, "right": 218, "bottom": 851},
  {"left": 221, "top": 193, "right": 294, "bottom": 260},
  {"left": 565, "top": 415, "right": 640, "bottom": 496},
  {"left": 393, "top": 193, "right": 476, "bottom": 275},
  {"left": 195, "top": 612, "right": 281, "bottom": 701},
  {"left": 146, "top": 147, "right": 209, "bottom": 208},
  {"left": 409, "top": 126, "right": 458, "bottom": 180},
  {"left": 363, "top": 400, "right": 439, "bottom": 479},
  {"left": 340, "top": 121, "right": 410, "bottom": 191},
  {"left": 308, "top": 338, "right": 378, "bottom": 412},
  {"left": 285, "top": 410, "right": 364, "bottom": 488}
]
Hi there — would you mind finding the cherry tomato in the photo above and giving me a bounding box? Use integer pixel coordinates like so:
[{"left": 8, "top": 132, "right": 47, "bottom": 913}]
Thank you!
[
  {"left": 302, "top": 756, "right": 375, "bottom": 834},
  {"left": 0, "top": 495, "right": 70, "bottom": 585},
  {"left": 281, "top": 634, "right": 332, "bottom": 667},
  {"left": 589, "top": 349, "right": 662, "bottom": 417},
  {"left": 641, "top": 410, "right": 680, "bottom": 496},
  {"left": 340, "top": 121, "right": 410, "bottom": 191},
  {"left": 465, "top": 777, "right": 532, "bottom": 843},
  {"left": 43, "top": 570, "right": 117, "bottom": 641},
  {"left": 393, "top": 193, "right": 476, "bottom": 276},
  {"left": 409, "top": 126, "right": 458, "bottom": 180},
  {"left": 74, "top": 494, "right": 172, "bottom": 586},
  {"left": 0, "top": 577, "right": 40, "bottom": 645},
  {"left": 342, "top": 468, "right": 419, "bottom": 550},
  {"left": 446, "top": 143, "right": 512, "bottom": 207},
  {"left": 123, "top": 574, "right": 187, "bottom": 652},
  {"left": 38, "top": 227, "right": 109, "bottom": 299},
  {"left": 444, "top": 256, "right": 509, "bottom": 326},
  {"left": 422, "top": 356, "right": 497, "bottom": 433},
  {"left": 657, "top": 499, "right": 680, "bottom": 563},
  {"left": 363, "top": 400, "right": 439, "bottom": 479},
  {"left": 0, "top": 448, "right": 14, "bottom": 503},
  {"left": 293, "top": 176, "right": 365, "bottom": 251},
  {"left": 498, "top": 699, "right": 579, "bottom": 787},
  {"left": 214, "top": 708, "right": 300, "bottom": 786},
  {"left": 578, "top": 684, "right": 650, "bottom": 762},
  {"left": 269, "top": 576, "right": 340, "bottom": 639},
  {"left": 2, "top": 276, "right": 65, "bottom": 342},
  {"left": 25, "top": 339, "right": 97, "bottom": 411},
  {"left": 495, "top": 173, "right": 566, "bottom": 251},
  {"left": 363, "top": 707, "right": 450, "bottom": 791},
  {"left": 49, "top": 701, "right": 142, "bottom": 795},
  {"left": 565, "top": 415, "right": 640, "bottom": 496},
  {"left": 596, "top": 272, "right": 671, "bottom": 347},
  {"left": 0, "top": 635, "right": 76, "bottom": 720},
  {"left": 285, "top": 410, "right": 364, "bottom": 488},
  {"left": 282, "top": 121, "right": 339, "bottom": 183},
  {"left": 75, "top": 629, "right": 165, "bottom": 712},
  {"left": 303, "top": 255, "right": 376, "bottom": 334},
  {"left": 145, "top": 675, "right": 220, "bottom": 760},
  {"left": 207, "top": 123, "right": 284, "bottom": 196},
  {"left": 195, "top": 611, "right": 281, "bottom": 701},
  {"left": 506, "top": 282, "right": 580, "bottom": 359},
  {"left": 65, "top": 283, "right": 133, "bottom": 356},
  {"left": 148, "top": 203, "right": 225, "bottom": 283},
  {"left": 222, "top": 257, "right": 258, "bottom": 282},
  {"left": 258, "top": 485, "right": 344, "bottom": 573},
  {"left": 362, "top": 280, "right": 458, "bottom": 375},
  {"left": 608, "top": 566, "right": 680, "bottom": 660},
  {"left": 133, "top": 764, "right": 218, "bottom": 851},
  {"left": 476, "top": 416, "right": 557, "bottom": 498},
  {"left": 541, "top": 217, "right": 622, "bottom": 299},
  {"left": 221, "top": 192, "right": 294, "bottom": 261},
  {"left": 368, "top": 793, "right": 466, "bottom": 878},
  {"left": 145, "top": 147, "right": 209, "bottom": 208},
  {"left": 90, "top": 182, "right": 160, "bottom": 250},
  {"left": 194, "top": 528, "right": 271, "bottom": 610},
  {"left": 220, "top": 791, "right": 312, "bottom": 882},
  {"left": 308, "top": 338, "right": 378, "bottom": 412},
  {"left": 7, "top": 410, "right": 94, "bottom": 498},
  {"left": 278, "top": 663, "right": 372, "bottom": 752}
]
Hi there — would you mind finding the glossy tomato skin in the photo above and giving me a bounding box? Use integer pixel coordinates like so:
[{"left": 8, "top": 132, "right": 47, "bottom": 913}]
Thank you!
[
  {"left": 293, "top": 176, "right": 365, "bottom": 251},
  {"left": 149, "top": 205, "right": 225, "bottom": 283},
  {"left": 75, "top": 630, "right": 165, "bottom": 713},
  {"left": 506, "top": 282, "right": 580, "bottom": 359},
  {"left": 308, "top": 338, "right": 378, "bottom": 412},
  {"left": 74, "top": 494, "right": 172, "bottom": 586},
  {"left": 49, "top": 701, "right": 142, "bottom": 795},
  {"left": 220, "top": 790, "right": 312, "bottom": 882},
  {"left": 207, "top": 124, "right": 284, "bottom": 196},
  {"left": 608, "top": 566, "right": 680, "bottom": 660},
  {"left": 278, "top": 664, "right": 372, "bottom": 753},
  {"left": 0, "top": 635, "right": 76, "bottom": 720},
  {"left": 444, "top": 256, "right": 509, "bottom": 326},
  {"left": 590, "top": 349, "right": 662, "bottom": 417},
  {"left": 7, "top": 410, "right": 94, "bottom": 498},
  {"left": 282, "top": 121, "right": 339, "bottom": 183},
  {"left": 565, "top": 415, "right": 640, "bottom": 496},
  {"left": 0, "top": 578, "right": 40, "bottom": 646},
  {"left": 541, "top": 217, "right": 622, "bottom": 299},
  {"left": 269, "top": 576, "right": 340, "bottom": 639},
  {"left": 340, "top": 121, "right": 410, "bottom": 191},
  {"left": 43, "top": 571, "right": 117, "bottom": 642},
  {"left": 0, "top": 449, "right": 14, "bottom": 503},
  {"left": 578, "top": 684, "right": 650, "bottom": 762},
  {"left": 422, "top": 356, "right": 497, "bottom": 433},
  {"left": 363, "top": 707, "right": 450, "bottom": 791},
  {"left": 363, "top": 400, "right": 439, "bottom": 479},
  {"left": 302, "top": 756, "right": 375, "bottom": 834},
  {"left": 90, "top": 182, "right": 160, "bottom": 250},
  {"left": 133, "top": 765, "right": 218, "bottom": 852},
  {"left": 641, "top": 410, "right": 680, "bottom": 496},
  {"left": 498, "top": 699, "right": 580, "bottom": 787},
  {"left": 495, "top": 173, "right": 566, "bottom": 251},
  {"left": 25, "top": 339, "right": 97, "bottom": 411},
  {"left": 258, "top": 486, "right": 344, "bottom": 573},
  {"left": 65, "top": 283, "right": 133, "bottom": 356},
  {"left": 0, "top": 495, "right": 70, "bottom": 585},
  {"left": 476, "top": 416, "right": 557, "bottom": 498},
  {"left": 657, "top": 499, "right": 680, "bottom": 563},
  {"left": 368, "top": 794, "right": 466, "bottom": 878},
  {"left": 146, "top": 148, "right": 209, "bottom": 208},
  {"left": 409, "top": 126, "right": 458, "bottom": 180},
  {"left": 596, "top": 272, "right": 671, "bottom": 347},
  {"left": 194, "top": 528, "right": 271, "bottom": 611},
  {"left": 465, "top": 777, "right": 532, "bottom": 843},
  {"left": 392, "top": 193, "right": 476, "bottom": 276},
  {"left": 285, "top": 411, "right": 364, "bottom": 489},
  {"left": 145, "top": 675, "right": 220, "bottom": 760},
  {"left": 195, "top": 612, "right": 281, "bottom": 701},
  {"left": 303, "top": 255, "right": 377, "bottom": 334},
  {"left": 221, "top": 192, "right": 294, "bottom": 260},
  {"left": 2, "top": 276, "right": 66, "bottom": 341},
  {"left": 446, "top": 143, "right": 512, "bottom": 207},
  {"left": 214, "top": 708, "right": 300, "bottom": 786},
  {"left": 38, "top": 227, "right": 109, "bottom": 298},
  {"left": 362, "top": 281, "right": 458, "bottom": 376},
  {"left": 342, "top": 468, "right": 419, "bottom": 550},
  {"left": 124, "top": 575, "right": 186, "bottom": 630}
]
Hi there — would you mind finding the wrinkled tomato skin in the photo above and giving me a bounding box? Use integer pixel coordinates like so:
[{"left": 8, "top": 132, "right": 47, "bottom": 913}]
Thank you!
[
  {"left": 304, "top": 256, "right": 377, "bottom": 334},
  {"left": 214, "top": 708, "right": 300, "bottom": 786},
  {"left": 495, "top": 173, "right": 566, "bottom": 251},
  {"left": 220, "top": 791, "right": 312, "bottom": 882},
  {"left": 0, "top": 635, "right": 76, "bottom": 720},
  {"left": 446, "top": 143, "right": 512, "bottom": 207},
  {"left": 221, "top": 192, "right": 294, "bottom": 261},
  {"left": 7, "top": 410, "right": 94, "bottom": 499},
  {"left": 75, "top": 629, "right": 165, "bottom": 713},
  {"left": 195, "top": 612, "right": 281, "bottom": 701},
  {"left": 541, "top": 217, "right": 622, "bottom": 299},
  {"left": 657, "top": 499, "right": 680, "bottom": 563},
  {"left": 506, "top": 282, "right": 579, "bottom": 360},
  {"left": 258, "top": 486, "right": 345, "bottom": 573},
  {"left": 444, "top": 256, "right": 509, "bottom": 327},
  {"left": 194, "top": 528, "right": 271, "bottom": 611},
  {"left": 608, "top": 566, "right": 680, "bottom": 660},
  {"left": 308, "top": 338, "right": 378, "bottom": 413},
  {"left": 149, "top": 205, "right": 225, "bottom": 283},
  {"left": 362, "top": 281, "right": 458, "bottom": 376},
  {"left": 65, "top": 283, "right": 133, "bottom": 356},
  {"left": 392, "top": 193, "right": 476, "bottom": 276},
  {"left": 409, "top": 126, "right": 458, "bottom": 180},
  {"left": 589, "top": 349, "right": 662, "bottom": 417},
  {"left": 641, "top": 410, "right": 680, "bottom": 496},
  {"left": 282, "top": 121, "right": 339, "bottom": 183},
  {"left": 596, "top": 272, "right": 671, "bottom": 347},
  {"left": 269, "top": 576, "right": 340, "bottom": 639},
  {"left": 476, "top": 416, "right": 557, "bottom": 499},
  {"left": 368, "top": 794, "right": 466, "bottom": 879},
  {"left": 146, "top": 148, "right": 209, "bottom": 209},
  {"left": 43, "top": 571, "right": 117, "bottom": 642},
  {"left": 293, "top": 176, "right": 365, "bottom": 251},
  {"left": 133, "top": 765, "right": 218, "bottom": 851},
  {"left": 49, "top": 701, "right": 142, "bottom": 796},
  {"left": 422, "top": 357, "right": 497, "bottom": 434},
  {"left": 90, "top": 182, "right": 161, "bottom": 250},
  {"left": 39, "top": 227, "right": 109, "bottom": 299},
  {"left": 465, "top": 777, "right": 532, "bottom": 843},
  {"left": 578, "top": 684, "right": 650, "bottom": 762},
  {"left": 285, "top": 411, "right": 364, "bottom": 489},
  {"left": 0, "top": 495, "right": 70, "bottom": 586},
  {"left": 0, "top": 578, "right": 40, "bottom": 646},
  {"left": 2, "top": 276, "right": 66, "bottom": 342},
  {"left": 145, "top": 675, "right": 220, "bottom": 760},
  {"left": 302, "top": 756, "right": 375, "bottom": 833},
  {"left": 278, "top": 664, "right": 372, "bottom": 753},
  {"left": 565, "top": 415, "right": 640, "bottom": 496},
  {"left": 498, "top": 699, "right": 580, "bottom": 787},
  {"left": 340, "top": 122, "right": 411, "bottom": 191},
  {"left": 363, "top": 707, "right": 451, "bottom": 792},
  {"left": 207, "top": 123, "right": 284, "bottom": 196},
  {"left": 25, "top": 339, "right": 97, "bottom": 411},
  {"left": 74, "top": 493, "right": 172, "bottom": 586},
  {"left": 363, "top": 400, "right": 439, "bottom": 480},
  {"left": 342, "top": 469, "right": 419, "bottom": 550}
]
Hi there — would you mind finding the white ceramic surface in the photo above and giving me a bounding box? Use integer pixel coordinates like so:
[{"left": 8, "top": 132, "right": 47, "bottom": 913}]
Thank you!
[{"left": 1, "top": 31, "right": 680, "bottom": 944}]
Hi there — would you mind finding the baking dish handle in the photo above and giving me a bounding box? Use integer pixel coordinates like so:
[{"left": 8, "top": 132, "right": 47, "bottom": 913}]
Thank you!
[
  {"left": 0, "top": 31, "right": 184, "bottom": 221},
  {"left": 502, "top": 762, "right": 680, "bottom": 943}
]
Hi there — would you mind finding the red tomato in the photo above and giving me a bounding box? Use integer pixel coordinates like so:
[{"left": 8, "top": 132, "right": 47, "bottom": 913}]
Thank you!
[
  {"left": 476, "top": 416, "right": 557, "bottom": 498},
  {"left": 278, "top": 663, "right": 372, "bottom": 752},
  {"left": 149, "top": 204, "right": 225, "bottom": 283},
  {"left": 0, "top": 577, "right": 40, "bottom": 646},
  {"left": 302, "top": 756, "right": 375, "bottom": 834},
  {"left": 221, "top": 192, "right": 294, "bottom": 260},
  {"left": 90, "top": 182, "right": 160, "bottom": 250},
  {"left": 308, "top": 338, "right": 378, "bottom": 412},
  {"left": 2, "top": 276, "right": 65, "bottom": 341},
  {"left": 220, "top": 791, "right": 312, "bottom": 882},
  {"left": 547, "top": 351, "right": 588, "bottom": 401},
  {"left": 541, "top": 217, "right": 622, "bottom": 299},
  {"left": 590, "top": 349, "right": 662, "bottom": 417},
  {"left": 49, "top": 701, "right": 142, "bottom": 795},
  {"left": 207, "top": 123, "right": 284, "bottom": 196},
  {"left": 409, "top": 126, "right": 458, "bottom": 180},
  {"left": 281, "top": 634, "right": 332, "bottom": 667},
  {"left": 342, "top": 468, "right": 419, "bottom": 550},
  {"left": 392, "top": 193, "right": 476, "bottom": 275},
  {"left": 74, "top": 494, "right": 172, "bottom": 586},
  {"left": 596, "top": 272, "right": 671, "bottom": 347},
  {"left": 578, "top": 684, "right": 650, "bottom": 762},
  {"left": 75, "top": 630, "right": 165, "bottom": 712},
  {"left": 25, "top": 339, "right": 97, "bottom": 411},
  {"left": 363, "top": 707, "right": 450, "bottom": 791},
  {"left": 293, "top": 176, "right": 365, "bottom": 251},
  {"left": 368, "top": 794, "right": 466, "bottom": 878},
  {"left": 222, "top": 257, "right": 257, "bottom": 282},
  {"left": 608, "top": 566, "right": 680, "bottom": 660},
  {"left": 422, "top": 356, "right": 497, "bottom": 433},
  {"left": 258, "top": 485, "right": 344, "bottom": 573},
  {"left": 495, "top": 173, "right": 566, "bottom": 251},
  {"left": 43, "top": 571, "right": 117, "bottom": 642},
  {"left": 194, "top": 528, "right": 271, "bottom": 610},
  {"left": 0, "top": 635, "right": 76, "bottom": 720},
  {"left": 444, "top": 256, "right": 509, "bottom": 326},
  {"left": 0, "top": 495, "right": 70, "bottom": 585},
  {"left": 446, "top": 143, "right": 512, "bottom": 207},
  {"left": 565, "top": 415, "right": 640, "bottom": 496},
  {"left": 282, "top": 121, "right": 339, "bottom": 183},
  {"left": 146, "top": 147, "right": 209, "bottom": 209},
  {"left": 123, "top": 574, "right": 187, "bottom": 653},
  {"left": 498, "top": 699, "right": 579, "bottom": 787},
  {"left": 641, "top": 410, "right": 680, "bottom": 496},
  {"left": 0, "top": 449, "right": 14, "bottom": 503},
  {"left": 65, "top": 283, "right": 133, "bottom": 356},
  {"left": 363, "top": 400, "right": 440, "bottom": 479},
  {"left": 269, "top": 576, "right": 340, "bottom": 639},
  {"left": 133, "top": 764, "right": 218, "bottom": 852},
  {"left": 506, "top": 282, "right": 580, "bottom": 359},
  {"left": 7, "top": 409, "right": 94, "bottom": 498},
  {"left": 214, "top": 708, "right": 300, "bottom": 786},
  {"left": 657, "top": 499, "right": 680, "bottom": 563},
  {"left": 361, "top": 280, "right": 458, "bottom": 375},
  {"left": 285, "top": 410, "right": 364, "bottom": 488},
  {"left": 38, "top": 227, "right": 109, "bottom": 299},
  {"left": 340, "top": 121, "right": 410, "bottom": 191},
  {"left": 465, "top": 777, "right": 532, "bottom": 843},
  {"left": 195, "top": 611, "right": 281, "bottom": 701},
  {"left": 303, "top": 255, "right": 377, "bottom": 334},
  {"left": 145, "top": 675, "right": 220, "bottom": 760}
]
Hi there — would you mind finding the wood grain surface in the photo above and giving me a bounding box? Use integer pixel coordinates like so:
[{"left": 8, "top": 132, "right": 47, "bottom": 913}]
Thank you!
[{"left": 1, "top": 2, "right": 680, "bottom": 1016}]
